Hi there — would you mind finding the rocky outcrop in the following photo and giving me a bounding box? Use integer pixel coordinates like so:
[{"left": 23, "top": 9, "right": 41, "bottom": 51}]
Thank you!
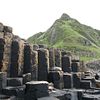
[
  {"left": 86, "top": 60, "right": 100, "bottom": 71},
  {"left": 1, "top": 22, "right": 100, "bottom": 100}
]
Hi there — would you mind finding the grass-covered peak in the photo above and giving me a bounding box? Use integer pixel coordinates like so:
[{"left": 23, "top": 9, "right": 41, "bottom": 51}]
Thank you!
[{"left": 28, "top": 13, "right": 100, "bottom": 62}]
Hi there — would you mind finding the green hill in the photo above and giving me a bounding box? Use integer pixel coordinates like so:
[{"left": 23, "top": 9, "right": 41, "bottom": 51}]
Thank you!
[{"left": 28, "top": 13, "right": 100, "bottom": 61}]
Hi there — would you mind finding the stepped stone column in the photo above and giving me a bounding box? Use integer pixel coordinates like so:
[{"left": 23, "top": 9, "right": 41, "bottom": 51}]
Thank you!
[
  {"left": 48, "top": 70, "right": 64, "bottom": 89},
  {"left": 0, "top": 72, "right": 7, "bottom": 91},
  {"left": 25, "top": 81, "right": 49, "bottom": 100},
  {"left": 49, "top": 48, "right": 55, "bottom": 69},
  {"left": 23, "top": 43, "right": 32, "bottom": 74},
  {"left": 31, "top": 50, "right": 38, "bottom": 80},
  {"left": 63, "top": 73, "right": 71, "bottom": 88},
  {"left": 54, "top": 49, "right": 61, "bottom": 67},
  {"left": 72, "top": 73, "right": 81, "bottom": 88},
  {"left": 2, "top": 32, "right": 13, "bottom": 74},
  {"left": 9, "top": 40, "right": 19, "bottom": 77},
  {"left": 71, "top": 62, "right": 80, "bottom": 72},
  {"left": 0, "top": 38, "right": 5, "bottom": 71},
  {"left": 61, "top": 55, "right": 71, "bottom": 72},
  {"left": 38, "top": 48, "right": 49, "bottom": 81}
]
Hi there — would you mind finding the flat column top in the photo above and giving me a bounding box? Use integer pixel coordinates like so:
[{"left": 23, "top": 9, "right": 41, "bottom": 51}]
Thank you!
[{"left": 26, "top": 81, "right": 48, "bottom": 85}]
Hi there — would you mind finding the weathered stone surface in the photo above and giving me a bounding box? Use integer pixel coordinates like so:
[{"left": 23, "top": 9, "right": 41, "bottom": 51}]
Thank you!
[
  {"left": 2, "top": 86, "right": 25, "bottom": 98},
  {"left": 17, "top": 39, "right": 25, "bottom": 76},
  {"left": 23, "top": 73, "right": 31, "bottom": 84},
  {"left": 0, "top": 72, "right": 7, "bottom": 90},
  {"left": 25, "top": 81, "right": 49, "bottom": 100},
  {"left": 61, "top": 55, "right": 71, "bottom": 72},
  {"left": 0, "top": 38, "right": 5, "bottom": 71},
  {"left": 82, "top": 76, "right": 96, "bottom": 88},
  {"left": 80, "top": 80, "right": 91, "bottom": 89},
  {"left": 0, "top": 23, "right": 4, "bottom": 32},
  {"left": 50, "top": 89, "right": 67, "bottom": 100},
  {"left": 49, "top": 48, "right": 55, "bottom": 69},
  {"left": 82, "top": 94, "right": 100, "bottom": 100},
  {"left": 10, "top": 40, "right": 19, "bottom": 77},
  {"left": 0, "top": 95, "right": 16, "bottom": 100},
  {"left": 38, "top": 96, "right": 59, "bottom": 100},
  {"left": 23, "top": 44, "right": 32, "bottom": 74},
  {"left": 72, "top": 73, "right": 81, "bottom": 88},
  {"left": 48, "top": 70, "right": 64, "bottom": 89},
  {"left": 63, "top": 73, "right": 71, "bottom": 89},
  {"left": 7, "top": 78, "right": 23, "bottom": 86},
  {"left": 3, "top": 26, "right": 12, "bottom": 33},
  {"left": 0, "top": 32, "right": 4, "bottom": 38},
  {"left": 38, "top": 49, "right": 49, "bottom": 81},
  {"left": 95, "top": 80, "right": 100, "bottom": 88},
  {"left": 2, "top": 32, "right": 13, "bottom": 73},
  {"left": 33, "top": 44, "right": 39, "bottom": 50},
  {"left": 71, "top": 62, "right": 80, "bottom": 72},
  {"left": 54, "top": 49, "right": 61, "bottom": 67},
  {"left": 31, "top": 50, "right": 38, "bottom": 80}
]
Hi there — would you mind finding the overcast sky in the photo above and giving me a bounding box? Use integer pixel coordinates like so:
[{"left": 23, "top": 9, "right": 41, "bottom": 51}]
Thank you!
[{"left": 0, "top": 0, "right": 100, "bottom": 39}]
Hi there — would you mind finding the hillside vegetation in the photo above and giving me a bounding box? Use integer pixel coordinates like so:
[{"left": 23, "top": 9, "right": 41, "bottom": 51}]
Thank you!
[{"left": 28, "top": 13, "right": 100, "bottom": 61}]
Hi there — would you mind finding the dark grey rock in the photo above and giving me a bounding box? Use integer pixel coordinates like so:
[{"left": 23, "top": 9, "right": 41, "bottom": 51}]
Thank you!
[
  {"left": 54, "top": 49, "right": 61, "bottom": 67},
  {"left": 23, "top": 73, "right": 31, "bottom": 84},
  {"left": 10, "top": 40, "right": 19, "bottom": 77},
  {"left": 72, "top": 73, "right": 81, "bottom": 88},
  {"left": 49, "top": 48, "right": 55, "bottom": 69},
  {"left": 63, "top": 73, "right": 71, "bottom": 89},
  {"left": 0, "top": 23, "right": 4, "bottom": 32},
  {"left": 48, "top": 70, "right": 64, "bottom": 89},
  {"left": 38, "top": 49, "right": 49, "bottom": 81},
  {"left": 7, "top": 78, "right": 23, "bottom": 86},
  {"left": 50, "top": 89, "right": 67, "bottom": 100},
  {"left": 0, "top": 72, "right": 7, "bottom": 90},
  {"left": 25, "top": 81, "right": 49, "bottom": 100},
  {"left": 71, "top": 62, "right": 79, "bottom": 72},
  {"left": 0, "top": 95, "right": 16, "bottom": 100},
  {"left": 2, "top": 85, "right": 25, "bottom": 98},
  {"left": 4, "top": 26, "right": 12, "bottom": 33},
  {"left": 0, "top": 38, "right": 5, "bottom": 71},
  {"left": 80, "top": 80, "right": 91, "bottom": 89},
  {"left": 61, "top": 55, "right": 71, "bottom": 72},
  {"left": 23, "top": 44, "right": 32, "bottom": 74},
  {"left": 82, "top": 94, "right": 100, "bottom": 100}
]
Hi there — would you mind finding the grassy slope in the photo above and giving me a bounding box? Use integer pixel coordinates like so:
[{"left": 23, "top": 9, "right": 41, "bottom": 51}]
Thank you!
[{"left": 28, "top": 14, "right": 100, "bottom": 62}]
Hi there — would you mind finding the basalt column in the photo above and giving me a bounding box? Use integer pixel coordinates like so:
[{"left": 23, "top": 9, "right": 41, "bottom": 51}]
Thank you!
[
  {"left": 71, "top": 62, "right": 80, "bottom": 72},
  {"left": 2, "top": 32, "right": 13, "bottom": 74},
  {"left": 31, "top": 50, "right": 38, "bottom": 80},
  {"left": 38, "top": 49, "right": 49, "bottom": 81},
  {"left": 49, "top": 48, "right": 55, "bottom": 69},
  {"left": 9, "top": 40, "right": 19, "bottom": 77},
  {"left": 18, "top": 39, "right": 24, "bottom": 76},
  {"left": 23, "top": 44, "right": 32, "bottom": 74},
  {"left": 54, "top": 49, "right": 61, "bottom": 67},
  {"left": 61, "top": 55, "right": 71, "bottom": 72},
  {"left": 0, "top": 38, "right": 5, "bottom": 71}
]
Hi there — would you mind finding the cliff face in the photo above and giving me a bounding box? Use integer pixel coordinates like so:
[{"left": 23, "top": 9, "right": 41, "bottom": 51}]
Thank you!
[{"left": 28, "top": 13, "right": 100, "bottom": 61}]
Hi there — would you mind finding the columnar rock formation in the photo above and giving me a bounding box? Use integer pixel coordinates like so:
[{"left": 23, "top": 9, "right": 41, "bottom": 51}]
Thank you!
[{"left": 1, "top": 22, "right": 100, "bottom": 100}]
